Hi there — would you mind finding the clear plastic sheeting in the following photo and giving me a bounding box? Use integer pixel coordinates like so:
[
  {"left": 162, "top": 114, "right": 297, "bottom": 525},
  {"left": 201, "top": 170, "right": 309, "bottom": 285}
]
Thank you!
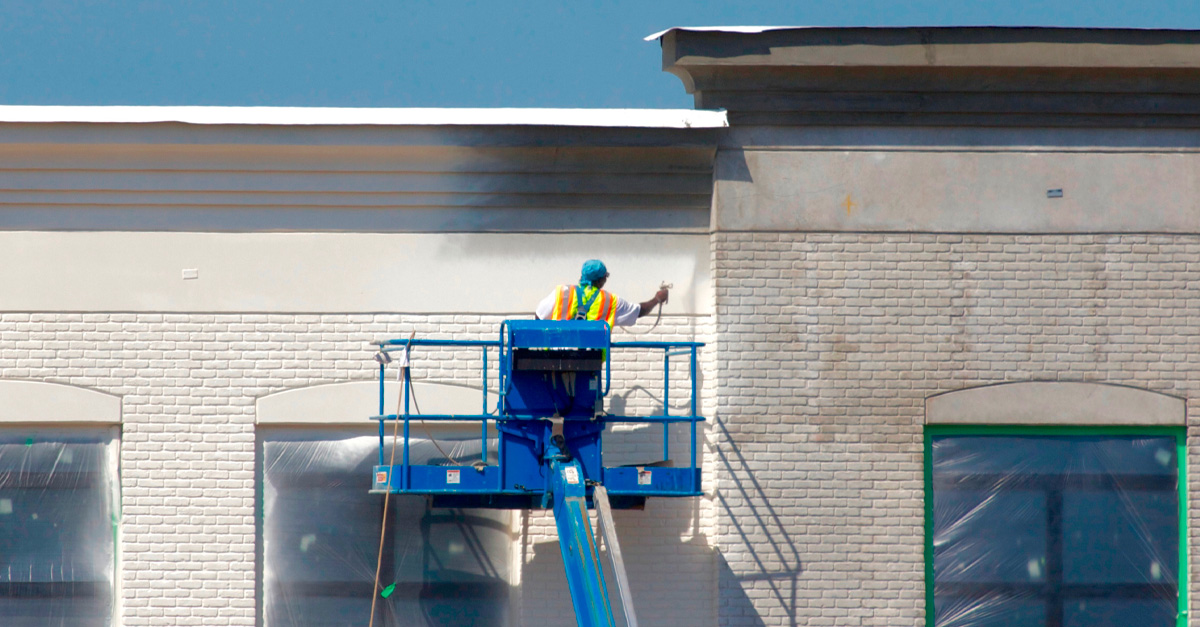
[
  {"left": 0, "top": 429, "right": 117, "bottom": 627},
  {"left": 930, "top": 434, "right": 1181, "bottom": 627},
  {"left": 262, "top": 429, "right": 510, "bottom": 627}
]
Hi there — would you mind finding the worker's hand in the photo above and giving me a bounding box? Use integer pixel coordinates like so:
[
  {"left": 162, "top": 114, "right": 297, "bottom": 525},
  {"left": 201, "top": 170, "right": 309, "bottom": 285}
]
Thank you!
[{"left": 655, "top": 288, "right": 669, "bottom": 304}]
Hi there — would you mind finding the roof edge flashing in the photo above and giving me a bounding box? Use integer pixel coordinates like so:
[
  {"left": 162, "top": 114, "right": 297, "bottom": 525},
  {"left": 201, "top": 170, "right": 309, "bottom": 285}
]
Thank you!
[
  {"left": 0, "top": 106, "right": 728, "bottom": 129},
  {"left": 648, "top": 24, "right": 1200, "bottom": 41}
]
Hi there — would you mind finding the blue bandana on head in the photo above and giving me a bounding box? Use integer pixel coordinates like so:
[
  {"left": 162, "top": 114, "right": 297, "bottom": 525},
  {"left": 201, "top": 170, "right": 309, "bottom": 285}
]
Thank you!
[{"left": 579, "top": 260, "right": 609, "bottom": 287}]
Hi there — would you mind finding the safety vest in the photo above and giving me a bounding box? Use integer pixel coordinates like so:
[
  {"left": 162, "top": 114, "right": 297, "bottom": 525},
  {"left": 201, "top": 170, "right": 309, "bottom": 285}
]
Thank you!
[{"left": 548, "top": 285, "right": 617, "bottom": 325}]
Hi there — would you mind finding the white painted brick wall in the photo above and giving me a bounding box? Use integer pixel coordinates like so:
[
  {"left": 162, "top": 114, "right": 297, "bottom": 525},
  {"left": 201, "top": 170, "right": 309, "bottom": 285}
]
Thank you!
[
  {"left": 713, "top": 232, "right": 1200, "bottom": 627},
  {"left": 0, "top": 312, "right": 716, "bottom": 627}
]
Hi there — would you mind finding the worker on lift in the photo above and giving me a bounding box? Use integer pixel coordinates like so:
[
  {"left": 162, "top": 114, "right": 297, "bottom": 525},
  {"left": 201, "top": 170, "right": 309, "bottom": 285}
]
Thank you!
[{"left": 535, "top": 259, "right": 669, "bottom": 326}]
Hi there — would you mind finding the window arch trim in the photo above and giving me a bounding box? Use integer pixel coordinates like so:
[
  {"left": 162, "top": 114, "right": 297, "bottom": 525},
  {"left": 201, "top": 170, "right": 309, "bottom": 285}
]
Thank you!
[
  {"left": 0, "top": 380, "right": 121, "bottom": 424},
  {"left": 925, "top": 381, "right": 1184, "bottom": 426}
]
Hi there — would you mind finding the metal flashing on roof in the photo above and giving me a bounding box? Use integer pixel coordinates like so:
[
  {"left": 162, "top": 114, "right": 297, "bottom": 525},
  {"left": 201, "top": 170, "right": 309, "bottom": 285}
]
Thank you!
[
  {"left": 646, "top": 24, "right": 1200, "bottom": 41},
  {"left": 0, "top": 105, "right": 727, "bottom": 129},
  {"left": 645, "top": 26, "right": 803, "bottom": 41}
]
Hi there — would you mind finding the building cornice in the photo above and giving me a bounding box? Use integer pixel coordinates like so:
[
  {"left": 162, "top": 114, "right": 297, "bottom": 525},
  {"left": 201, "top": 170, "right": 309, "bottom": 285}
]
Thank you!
[{"left": 658, "top": 27, "right": 1200, "bottom": 127}]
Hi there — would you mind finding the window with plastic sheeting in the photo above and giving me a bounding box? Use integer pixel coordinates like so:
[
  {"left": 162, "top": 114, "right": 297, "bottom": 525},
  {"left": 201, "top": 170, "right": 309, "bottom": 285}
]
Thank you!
[
  {"left": 260, "top": 428, "right": 510, "bottom": 627},
  {"left": 924, "top": 427, "right": 1186, "bottom": 627},
  {"left": 0, "top": 427, "right": 119, "bottom": 627}
]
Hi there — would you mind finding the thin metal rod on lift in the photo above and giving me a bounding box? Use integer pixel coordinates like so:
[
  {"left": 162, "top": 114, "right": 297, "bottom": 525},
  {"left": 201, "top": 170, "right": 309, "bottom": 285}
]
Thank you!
[
  {"left": 593, "top": 486, "right": 639, "bottom": 627},
  {"left": 690, "top": 346, "right": 698, "bottom": 491},
  {"left": 378, "top": 339, "right": 499, "bottom": 347},
  {"left": 378, "top": 363, "right": 385, "bottom": 466},
  {"left": 402, "top": 366, "right": 411, "bottom": 491},
  {"left": 379, "top": 338, "right": 702, "bottom": 349},
  {"left": 498, "top": 322, "right": 507, "bottom": 492},
  {"left": 599, "top": 414, "right": 703, "bottom": 424},
  {"left": 662, "top": 347, "right": 670, "bottom": 462},
  {"left": 482, "top": 346, "right": 488, "bottom": 465},
  {"left": 603, "top": 334, "right": 613, "bottom": 396},
  {"left": 370, "top": 413, "right": 703, "bottom": 423},
  {"left": 611, "top": 341, "right": 705, "bottom": 348}
]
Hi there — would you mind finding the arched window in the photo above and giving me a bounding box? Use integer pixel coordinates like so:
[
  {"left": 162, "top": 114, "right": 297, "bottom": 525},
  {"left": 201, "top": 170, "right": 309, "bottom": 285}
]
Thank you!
[
  {"left": 256, "top": 380, "right": 509, "bottom": 627},
  {"left": 924, "top": 382, "right": 1186, "bottom": 627},
  {"left": 0, "top": 380, "right": 120, "bottom": 627}
]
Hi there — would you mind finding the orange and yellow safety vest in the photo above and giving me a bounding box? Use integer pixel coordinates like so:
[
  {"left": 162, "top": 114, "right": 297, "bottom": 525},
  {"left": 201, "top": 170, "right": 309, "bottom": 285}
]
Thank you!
[{"left": 548, "top": 284, "right": 618, "bottom": 325}]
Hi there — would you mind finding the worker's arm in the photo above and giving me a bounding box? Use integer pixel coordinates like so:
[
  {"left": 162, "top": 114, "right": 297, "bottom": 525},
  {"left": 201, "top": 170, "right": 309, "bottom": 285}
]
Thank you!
[{"left": 637, "top": 288, "right": 669, "bottom": 318}]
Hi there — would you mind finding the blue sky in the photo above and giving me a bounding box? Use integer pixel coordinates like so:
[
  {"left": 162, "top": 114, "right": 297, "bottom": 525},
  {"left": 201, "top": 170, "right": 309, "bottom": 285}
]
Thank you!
[{"left": 2, "top": 0, "right": 1199, "bottom": 109}]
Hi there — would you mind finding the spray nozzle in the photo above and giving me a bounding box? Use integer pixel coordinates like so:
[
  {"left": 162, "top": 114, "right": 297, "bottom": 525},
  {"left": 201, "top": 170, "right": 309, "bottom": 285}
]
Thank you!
[{"left": 658, "top": 281, "right": 673, "bottom": 304}]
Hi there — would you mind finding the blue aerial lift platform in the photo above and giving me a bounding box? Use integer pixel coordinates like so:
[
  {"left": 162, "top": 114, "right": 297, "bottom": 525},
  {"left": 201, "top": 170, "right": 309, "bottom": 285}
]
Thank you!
[{"left": 369, "top": 320, "right": 704, "bottom": 627}]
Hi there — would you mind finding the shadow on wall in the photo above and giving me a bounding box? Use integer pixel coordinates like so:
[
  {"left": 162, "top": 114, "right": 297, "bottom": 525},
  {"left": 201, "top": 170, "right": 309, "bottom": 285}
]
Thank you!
[
  {"left": 715, "top": 417, "right": 804, "bottom": 627},
  {"left": 606, "top": 378, "right": 703, "bottom": 417},
  {"left": 717, "top": 149, "right": 755, "bottom": 183},
  {"left": 518, "top": 496, "right": 716, "bottom": 627},
  {"left": 717, "top": 554, "right": 768, "bottom": 627},
  {"left": 606, "top": 386, "right": 668, "bottom": 417}
]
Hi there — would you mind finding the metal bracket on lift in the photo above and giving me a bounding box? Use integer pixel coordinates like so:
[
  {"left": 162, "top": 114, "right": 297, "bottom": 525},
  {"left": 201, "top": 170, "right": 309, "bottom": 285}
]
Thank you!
[{"left": 550, "top": 415, "right": 565, "bottom": 448}]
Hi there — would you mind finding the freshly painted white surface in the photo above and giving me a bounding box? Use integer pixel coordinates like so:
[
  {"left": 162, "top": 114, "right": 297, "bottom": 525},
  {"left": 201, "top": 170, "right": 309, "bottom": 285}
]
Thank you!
[
  {"left": 0, "top": 232, "right": 712, "bottom": 313},
  {"left": 926, "top": 381, "right": 1185, "bottom": 426},
  {"left": 0, "top": 105, "right": 727, "bottom": 129},
  {"left": 0, "top": 380, "right": 121, "bottom": 423},
  {"left": 256, "top": 380, "right": 492, "bottom": 425}
]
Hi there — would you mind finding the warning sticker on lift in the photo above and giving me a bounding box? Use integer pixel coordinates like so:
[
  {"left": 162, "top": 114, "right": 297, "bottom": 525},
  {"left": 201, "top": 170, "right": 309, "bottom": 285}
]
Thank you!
[
  {"left": 638, "top": 469, "right": 652, "bottom": 485},
  {"left": 376, "top": 471, "right": 389, "bottom": 485},
  {"left": 446, "top": 469, "right": 460, "bottom": 485},
  {"left": 564, "top": 466, "right": 580, "bottom": 485}
]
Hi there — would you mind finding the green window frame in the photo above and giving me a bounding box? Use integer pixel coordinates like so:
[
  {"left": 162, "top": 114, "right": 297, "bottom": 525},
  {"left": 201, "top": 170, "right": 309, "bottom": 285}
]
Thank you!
[{"left": 923, "top": 425, "right": 1188, "bottom": 627}]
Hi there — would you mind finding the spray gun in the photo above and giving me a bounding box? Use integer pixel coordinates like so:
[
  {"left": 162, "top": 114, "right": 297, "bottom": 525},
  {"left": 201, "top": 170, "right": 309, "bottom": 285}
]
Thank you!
[{"left": 619, "top": 281, "right": 674, "bottom": 335}]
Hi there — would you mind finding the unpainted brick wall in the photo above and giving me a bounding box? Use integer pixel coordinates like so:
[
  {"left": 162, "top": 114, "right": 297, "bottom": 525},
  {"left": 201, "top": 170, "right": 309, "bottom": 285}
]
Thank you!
[
  {"left": 0, "top": 312, "right": 716, "bottom": 627},
  {"left": 712, "top": 232, "right": 1200, "bottom": 627}
]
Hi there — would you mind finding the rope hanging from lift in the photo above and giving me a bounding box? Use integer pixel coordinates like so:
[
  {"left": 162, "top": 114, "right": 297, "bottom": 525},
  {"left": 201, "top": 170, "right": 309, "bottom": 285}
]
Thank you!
[
  {"left": 370, "top": 332, "right": 484, "bottom": 626},
  {"left": 369, "top": 333, "right": 475, "bottom": 626},
  {"left": 367, "top": 333, "right": 409, "bottom": 627}
]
